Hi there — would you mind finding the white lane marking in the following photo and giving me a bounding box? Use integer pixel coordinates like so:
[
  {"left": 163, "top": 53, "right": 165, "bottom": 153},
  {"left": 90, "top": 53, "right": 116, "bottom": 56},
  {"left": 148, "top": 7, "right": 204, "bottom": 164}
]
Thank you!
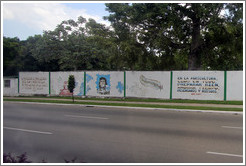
[
  {"left": 64, "top": 114, "right": 109, "bottom": 120},
  {"left": 207, "top": 151, "right": 243, "bottom": 158},
  {"left": 3, "top": 127, "right": 52, "bottom": 135},
  {"left": 221, "top": 126, "right": 243, "bottom": 130}
]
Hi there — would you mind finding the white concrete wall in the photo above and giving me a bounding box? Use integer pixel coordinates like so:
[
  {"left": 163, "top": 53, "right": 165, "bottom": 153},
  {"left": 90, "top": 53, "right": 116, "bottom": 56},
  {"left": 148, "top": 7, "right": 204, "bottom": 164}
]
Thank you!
[
  {"left": 13, "top": 71, "right": 243, "bottom": 100},
  {"left": 86, "top": 71, "right": 124, "bottom": 97},
  {"left": 227, "top": 71, "right": 243, "bottom": 101},
  {"left": 3, "top": 78, "right": 18, "bottom": 96},
  {"left": 126, "top": 71, "right": 170, "bottom": 99},
  {"left": 19, "top": 72, "right": 49, "bottom": 95},
  {"left": 172, "top": 71, "right": 224, "bottom": 100},
  {"left": 50, "top": 71, "right": 84, "bottom": 96}
]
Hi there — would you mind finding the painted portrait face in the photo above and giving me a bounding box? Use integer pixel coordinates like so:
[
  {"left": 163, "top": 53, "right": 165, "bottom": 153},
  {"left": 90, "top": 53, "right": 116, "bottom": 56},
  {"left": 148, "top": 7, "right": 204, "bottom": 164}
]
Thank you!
[{"left": 99, "top": 77, "right": 106, "bottom": 88}]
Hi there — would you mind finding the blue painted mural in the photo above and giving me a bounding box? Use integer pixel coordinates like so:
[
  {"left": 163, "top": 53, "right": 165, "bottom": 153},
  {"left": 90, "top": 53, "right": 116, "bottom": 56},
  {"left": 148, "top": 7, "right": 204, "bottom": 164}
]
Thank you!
[
  {"left": 96, "top": 74, "right": 110, "bottom": 95},
  {"left": 86, "top": 86, "right": 91, "bottom": 93},
  {"left": 77, "top": 82, "right": 84, "bottom": 96},
  {"left": 86, "top": 74, "right": 93, "bottom": 83},
  {"left": 116, "top": 81, "right": 124, "bottom": 94}
]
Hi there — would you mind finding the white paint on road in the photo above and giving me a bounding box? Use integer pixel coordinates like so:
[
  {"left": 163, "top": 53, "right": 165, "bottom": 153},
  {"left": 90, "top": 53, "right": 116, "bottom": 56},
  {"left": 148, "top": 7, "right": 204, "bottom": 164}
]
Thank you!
[
  {"left": 221, "top": 126, "right": 243, "bottom": 130},
  {"left": 64, "top": 114, "right": 109, "bottom": 120},
  {"left": 206, "top": 151, "right": 243, "bottom": 158},
  {"left": 3, "top": 126, "right": 53, "bottom": 135}
]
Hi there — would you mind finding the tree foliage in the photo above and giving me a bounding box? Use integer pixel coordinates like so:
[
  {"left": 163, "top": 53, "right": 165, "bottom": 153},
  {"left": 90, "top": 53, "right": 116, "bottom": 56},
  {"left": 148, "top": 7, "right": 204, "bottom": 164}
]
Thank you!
[
  {"left": 3, "top": 3, "right": 243, "bottom": 76},
  {"left": 68, "top": 75, "right": 75, "bottom": 102},
  {"left": 105, "top": 3, "right": 243, "bottom": 70},
  {"left": 68, "top": 75, "right": 75, "bottom": 93},
  {"left": 3, "top": 37, "right": 22, "bottom": 76}
]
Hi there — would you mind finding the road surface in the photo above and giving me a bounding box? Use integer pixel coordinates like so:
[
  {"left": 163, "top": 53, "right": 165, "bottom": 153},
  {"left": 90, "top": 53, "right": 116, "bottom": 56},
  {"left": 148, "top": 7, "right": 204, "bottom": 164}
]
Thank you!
[{"left": 3, "top": 102, "right": 244, "bottom": 163}]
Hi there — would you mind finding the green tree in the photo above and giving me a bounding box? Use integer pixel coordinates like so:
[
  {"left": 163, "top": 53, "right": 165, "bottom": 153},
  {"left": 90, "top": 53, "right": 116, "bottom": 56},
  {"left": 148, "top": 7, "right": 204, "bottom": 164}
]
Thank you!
[
  {"left": 3, "top": 37, "right": 22, "bottom": 76},
  {"left": 105, "top": 3, "right": 243, "bottom": 70},
  {"left": 21, "top": 35, "right": 59, "bottom": 71},
  {"left": 85, "top": 18, "right": 118, "bottom": 70},
  {"left": 104, "top": 3, "right": 156, "bottom": 70},
  {"left": 68, "top": 75, "right": 75, "bottom": 102},
  {"left": 201, "top": 3, "right": 243, "bottom": 70},
  {"left": 42, "top": 16, "right": 116, "bottom": 71}
]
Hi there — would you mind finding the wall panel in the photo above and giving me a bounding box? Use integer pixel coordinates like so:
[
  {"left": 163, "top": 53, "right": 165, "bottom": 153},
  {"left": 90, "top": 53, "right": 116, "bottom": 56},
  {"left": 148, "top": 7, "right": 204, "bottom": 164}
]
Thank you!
[
  {"left": 19, "top": 72, "right": 49, "bottom": 95},
  {"left": 227, "top": 71, "right": 243, "bottom": 100},
  {"left": 126, "top": 71, "right": 170, "bottom": 99},
  {"left": 172, "top": 71, "right": 224, "bottom": 100},
  {"left": 50, "top": 71, "right": 84, "bottom": 96},
  {"left": 86, "top": 71, "right": 124, "bottom": 97}
]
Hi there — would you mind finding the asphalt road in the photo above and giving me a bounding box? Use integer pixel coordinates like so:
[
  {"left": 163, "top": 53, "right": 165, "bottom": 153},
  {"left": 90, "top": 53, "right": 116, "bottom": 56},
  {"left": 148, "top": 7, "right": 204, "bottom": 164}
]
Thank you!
[{"left": 3, "top": 102, "right": 244, "bottom": 163}]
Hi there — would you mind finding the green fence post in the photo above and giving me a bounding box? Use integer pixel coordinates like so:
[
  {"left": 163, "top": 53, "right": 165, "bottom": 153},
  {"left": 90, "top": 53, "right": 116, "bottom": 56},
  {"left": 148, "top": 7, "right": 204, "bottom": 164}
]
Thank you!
[
  {"left": 18, "top": 72, "right": 20, "bottom": 94},
  {"left": 124, "top": 71, "right": 126, "bottom": 98},
  {"left": 170, "top": 71, "right": 173, "bottom": 100},
  {"left": 49, "top": 72, "right": 51, "bottom": 95},
  {"left": 84, "top": 72, "right": 86, "bottom": 96},
  {"left": 224, "top": 71, "right": 227, "bottom": 101}
]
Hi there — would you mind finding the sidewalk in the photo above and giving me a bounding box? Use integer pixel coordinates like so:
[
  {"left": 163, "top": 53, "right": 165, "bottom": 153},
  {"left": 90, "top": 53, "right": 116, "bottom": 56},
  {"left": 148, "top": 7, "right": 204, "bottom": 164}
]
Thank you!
[{"left": 4, "top": 97, "right": 243, "bottom": 109}]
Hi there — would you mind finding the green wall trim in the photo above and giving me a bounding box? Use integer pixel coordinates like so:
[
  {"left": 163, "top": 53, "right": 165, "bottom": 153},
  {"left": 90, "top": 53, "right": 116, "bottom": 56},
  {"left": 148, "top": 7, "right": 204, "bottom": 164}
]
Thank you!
[
  {"left": 224, "top": 71, "right": 227, "bottom": 101},
  {"left": 18, "top": 72, "right": 20, "bottom": 94},
  {"left": 49, "top": 72, "right": 51, "bottom": 95},
  {"left": 124, "top": 71, "right": 126, "bottom": 98},
  {"left": 84, "top": 72, "right": 86, "bottom": 96},
  {"left": 170, "top": 71, "right": 173, "bottom": 99}
]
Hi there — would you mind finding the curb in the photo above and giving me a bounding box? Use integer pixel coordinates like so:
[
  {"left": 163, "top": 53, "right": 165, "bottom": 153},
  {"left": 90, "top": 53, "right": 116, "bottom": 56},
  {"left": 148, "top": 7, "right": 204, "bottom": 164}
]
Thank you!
[
  {"left": 3, "top": 97, "right": 243, "bottom": 108},
  {"left": 84, "top": 104, "right": 243, "bottom": 115},
  {"left": 4, "top": 101, "right": 243, "bottom": 115}
]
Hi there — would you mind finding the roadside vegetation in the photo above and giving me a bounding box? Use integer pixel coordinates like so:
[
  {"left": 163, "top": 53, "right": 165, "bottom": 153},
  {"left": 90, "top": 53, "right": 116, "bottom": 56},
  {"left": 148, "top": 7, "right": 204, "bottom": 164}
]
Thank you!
[
  {"left": 3, "top": 97, "right": 243, "bottom": 112},
  {"left": 3, "top": 152, "right": 84, "bottom": 163},
  {"left": 4, "top": 96, "right": 243, "bottom": 105}
]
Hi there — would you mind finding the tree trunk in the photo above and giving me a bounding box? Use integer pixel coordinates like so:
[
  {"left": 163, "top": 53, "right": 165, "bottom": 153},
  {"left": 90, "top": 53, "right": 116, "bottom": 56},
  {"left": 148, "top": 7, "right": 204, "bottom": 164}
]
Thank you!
[{"left": 188, "top": 18, "right": 202, "bottom": 70}]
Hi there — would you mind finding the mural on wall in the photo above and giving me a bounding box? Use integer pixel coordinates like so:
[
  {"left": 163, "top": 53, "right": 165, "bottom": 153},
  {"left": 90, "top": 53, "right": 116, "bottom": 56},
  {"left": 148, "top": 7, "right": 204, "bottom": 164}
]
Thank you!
[
  {"left": 77, "top": 82, "right": 92, "bottom": 96},
  {"left": 77, "top": 82, "right": 84, "bottom": 96},
  {"left": 21, "top": 77, "right": 48, "bottom": 92},
  {"left": 85, "top": 74, "right": 93, "bottom": 94},
  {"left": 139, "top": 75, "right": 163, "bottom": 91},
  {"left": 54, "top": 75, "right": 79, "bottom": 96},
  {"left": 96, "top": 74, "right": 110, "bottom": 95},
  {"left": 128, "top": 82, "right": 147, "bottom": 96},
  {"left": 116, "top": 81, "right": 124, "bottom": 94},
  {"left": 126, "top": 71, "right": 170, "bottom": 99},
  {"left": 76, "top": 74, "right": 90, "bottom": 96},
  {"left": 87, "top": 74, "right": 93, "bottom": 83},
  {"left": 176, "top": 76, "right": 220, "bottom": 96},
  {"left": 85, "top": 72, "right": 124, "bottom": 97},
  {"left": 59, "top": 81, "right": 73, "bottom": 96},
  {"left": 14, "top": 71, "right": 243, "bottom": 101},
  {"left": 53, "top": 72, "right": 83, "bottom": 96}
]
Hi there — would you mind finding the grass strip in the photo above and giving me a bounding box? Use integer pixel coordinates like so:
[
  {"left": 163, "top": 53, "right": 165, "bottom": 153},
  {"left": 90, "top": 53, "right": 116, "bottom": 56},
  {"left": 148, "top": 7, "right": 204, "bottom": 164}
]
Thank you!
[
  {"left": 4, "top": 99, "right": 243, "bottom": 112},
  {"left": 9, "top": 96, "right": 243, "bottom": 105}
]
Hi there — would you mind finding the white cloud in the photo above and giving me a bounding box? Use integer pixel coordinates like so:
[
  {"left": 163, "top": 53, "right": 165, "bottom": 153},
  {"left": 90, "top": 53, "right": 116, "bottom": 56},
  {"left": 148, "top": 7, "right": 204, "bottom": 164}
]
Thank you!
[{"left": 3, "top": 2, "right": 109, "bottom": 32}]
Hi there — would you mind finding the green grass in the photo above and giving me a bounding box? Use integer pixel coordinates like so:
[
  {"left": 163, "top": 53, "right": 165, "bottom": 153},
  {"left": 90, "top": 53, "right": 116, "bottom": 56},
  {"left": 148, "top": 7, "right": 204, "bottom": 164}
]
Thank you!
[
  {"left": 7, "top": 95, "right": 243, "bottom": 105},
  {"left": 3, "top": 98, "right": 243, "bottom": 112}
]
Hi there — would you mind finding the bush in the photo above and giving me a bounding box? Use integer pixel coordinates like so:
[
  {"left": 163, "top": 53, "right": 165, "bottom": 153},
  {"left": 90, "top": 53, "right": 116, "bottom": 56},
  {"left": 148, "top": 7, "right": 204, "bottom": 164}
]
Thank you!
[
  {"left": 3, "top": 152, "right": 31, "bottom": 163},
  {"left": 68, "top": 75, "right": 75, "bottom": 102},
  {"left": 3, "top": 152, "right": 86, "bottom": 163}
]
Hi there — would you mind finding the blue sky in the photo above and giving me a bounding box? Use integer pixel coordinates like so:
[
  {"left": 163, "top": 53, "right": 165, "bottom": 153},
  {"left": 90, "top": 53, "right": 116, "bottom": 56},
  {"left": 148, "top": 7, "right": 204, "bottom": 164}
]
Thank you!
[{"left": 2, "top": 2, "right": 111, "bottom": 40}]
